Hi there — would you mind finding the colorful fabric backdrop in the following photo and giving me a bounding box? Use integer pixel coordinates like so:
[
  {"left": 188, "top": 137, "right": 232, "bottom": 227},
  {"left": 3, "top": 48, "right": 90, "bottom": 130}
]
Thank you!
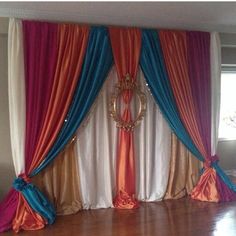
[{"left": 0, "top": 18, "right": 235, "bottom": 233}]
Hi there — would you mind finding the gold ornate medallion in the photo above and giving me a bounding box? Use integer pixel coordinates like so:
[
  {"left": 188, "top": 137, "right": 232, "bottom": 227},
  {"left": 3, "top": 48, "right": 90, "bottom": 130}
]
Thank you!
[{"left": 109, "top": 74, "right": 147, "bottom": 131}]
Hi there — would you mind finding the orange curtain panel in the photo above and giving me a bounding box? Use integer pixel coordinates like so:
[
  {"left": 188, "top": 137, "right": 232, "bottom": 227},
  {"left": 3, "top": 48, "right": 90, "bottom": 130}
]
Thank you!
[{"left": 109, "top": 27, "right": 141, "bottom": 209}]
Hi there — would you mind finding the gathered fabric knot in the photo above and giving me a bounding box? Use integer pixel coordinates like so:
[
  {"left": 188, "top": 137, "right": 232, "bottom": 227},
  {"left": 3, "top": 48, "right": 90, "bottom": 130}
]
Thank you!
[
  {"left": 13, "top": 173, "right": 30, "bottom": 191},
  {"left": 204, "top": 155, "right": 219, "bottom": 169}
]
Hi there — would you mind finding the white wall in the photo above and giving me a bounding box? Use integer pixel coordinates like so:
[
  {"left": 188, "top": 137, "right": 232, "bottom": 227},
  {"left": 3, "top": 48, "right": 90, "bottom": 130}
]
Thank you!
[
  {"left": 217, "top": 140, "right": 236, "bottom": 169},
  {"left": 0, "top": 17, "right": 15, "bottom": 200}
]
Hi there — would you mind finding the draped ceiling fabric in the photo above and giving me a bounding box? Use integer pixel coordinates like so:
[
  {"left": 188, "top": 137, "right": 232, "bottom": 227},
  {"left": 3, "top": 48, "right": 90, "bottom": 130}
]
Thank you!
[{"left": 2, "top": 17, "right": 236, "bottom": 234}]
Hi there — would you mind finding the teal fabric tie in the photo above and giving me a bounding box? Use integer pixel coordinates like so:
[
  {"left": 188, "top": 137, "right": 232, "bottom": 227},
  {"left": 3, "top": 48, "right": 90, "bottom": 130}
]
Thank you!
[{"left": 13, "top": 175, "right": 55, "bottom": 224}]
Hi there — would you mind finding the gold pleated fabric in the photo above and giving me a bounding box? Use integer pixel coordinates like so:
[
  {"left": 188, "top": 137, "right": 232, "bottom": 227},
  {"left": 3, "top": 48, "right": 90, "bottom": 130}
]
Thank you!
[
  {"left": 164, "top": 133, "right": 202, "bottom": 199},
  {"left": 32, "top": 140, "right": 82, "bottom": 215}
]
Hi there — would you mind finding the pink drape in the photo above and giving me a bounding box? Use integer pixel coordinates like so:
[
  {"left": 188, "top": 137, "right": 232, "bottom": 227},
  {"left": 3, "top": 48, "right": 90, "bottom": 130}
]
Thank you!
[
  {"left": 0, "top": 188, "right": 19, "bottom": 232},
  {"left": 23, "top": 21, "right": 59, "bottom": 171}
]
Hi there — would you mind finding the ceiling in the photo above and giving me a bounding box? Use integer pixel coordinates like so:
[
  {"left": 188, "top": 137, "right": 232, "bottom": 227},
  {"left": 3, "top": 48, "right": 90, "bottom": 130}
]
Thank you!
[{"left": 1, "top": 2, "right": 236, "bottom": 33}]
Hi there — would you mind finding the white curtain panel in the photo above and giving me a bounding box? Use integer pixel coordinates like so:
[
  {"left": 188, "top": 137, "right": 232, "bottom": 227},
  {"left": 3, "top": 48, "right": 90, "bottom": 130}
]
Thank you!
[
  {"left": 76, "top": 67, "right": 117, "bottom": 209},
  {"left": 134, "top": 70, "right": 171, "bottom": 201},
  {"left": 76, "top": 67, "right": 171, "bottom": 209},
  {"left": 8, "top": 18, "right": 25, "bottom": 175},
  {"left": 210, "top": 32, "right": 221, "bottom": 155}
]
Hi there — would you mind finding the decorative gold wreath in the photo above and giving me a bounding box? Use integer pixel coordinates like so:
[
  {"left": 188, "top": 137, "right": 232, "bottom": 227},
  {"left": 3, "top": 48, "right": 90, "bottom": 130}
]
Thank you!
[{"left": 109, "top": 74, "right": 147, "bottom": 131}]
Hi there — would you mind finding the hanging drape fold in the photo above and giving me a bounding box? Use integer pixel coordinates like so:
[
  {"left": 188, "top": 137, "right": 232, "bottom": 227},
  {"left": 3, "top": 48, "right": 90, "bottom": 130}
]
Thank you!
[
  {"left": 25, "top": 22, "right": 89, "bottom": 174},
  {"left": 23, "top": 21, "right": 59, "bottom": 172},
  {"left": 33, "top": 26, "right": 113, "bottom": 176},
  {"left": 0, "top": 18, "right": 25, "bottom": 233},
  {"left": 210, "top": 32, "right": 221, "bottom": 156},
  {"left": 134, "top": 70, "right": 172, "bottom": 201},
  {"left": 159, "top": 31, "right": 207, "bottom": 159},
  {"left": 164, "top": 133, "right": 202, "bottom": 199},
  {"left": 109, "top": 27, "right": 141, "bottom": 209},
  {"left": 140, "top": 29, "right": 203, "bottom": 161}
]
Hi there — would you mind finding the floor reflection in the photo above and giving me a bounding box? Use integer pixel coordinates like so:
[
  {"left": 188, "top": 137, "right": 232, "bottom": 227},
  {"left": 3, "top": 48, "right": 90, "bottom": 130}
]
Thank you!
[{"left": 2, "top": 198, "right": 236, "bottom": 236}]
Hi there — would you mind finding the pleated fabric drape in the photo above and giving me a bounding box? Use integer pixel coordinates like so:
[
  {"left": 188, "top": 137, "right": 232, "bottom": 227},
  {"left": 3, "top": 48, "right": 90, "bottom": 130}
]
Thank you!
[
  {"left": 210, "top": 32, "right": 221, "bottom": 156},
  {"left": 109, "top": 28, "right": 141, "bottom": 209},
  {"left": 0, "top": 19, "right": 24, "bottom": 233},
  {"left": 8, "top": 19, "right": 26, "bottom": 176},
  {"left": 134, "top": 71, "right": 171, "bottom": 201},
  {"left": 76, "top": 67, "right": 117, "bottom": 209},
  {"left": 33, "top": 26, "right": 113, "bottom": 176},
  {"left": 140, "top": 29, "right": 203, "bottom": 161},
  {"left": 24, "top": 22, "right": 89, "bottom": 174},
  {"left": 159, "top": 31, "right": 207, "bottom": 159},
  {"left": 164, "top": 133, "right": 202, "bottom": 199}
]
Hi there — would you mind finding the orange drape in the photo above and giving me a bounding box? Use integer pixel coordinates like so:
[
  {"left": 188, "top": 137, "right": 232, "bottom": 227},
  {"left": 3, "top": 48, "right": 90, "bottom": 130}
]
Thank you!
[
  {"left": 13, "top": 194, "right": 46, "bottom": 233},
  {"left": 191, "top": 168, "right": 220, "bottom": 202},
  {"left": 109, "top": 27, "right": 141, "bottom": 209},
  {"left": 159, "top": 31, "right": 207, "bottom": 158}
]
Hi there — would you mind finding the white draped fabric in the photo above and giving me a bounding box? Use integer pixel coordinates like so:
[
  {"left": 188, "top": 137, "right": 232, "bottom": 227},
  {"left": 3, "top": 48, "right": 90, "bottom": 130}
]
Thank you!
[
  {"left": 210, "top": 32, "right": 221, "bottom": 155},
  {"left": 76, "top": 67, "right": 171, "bottom": 209},
  {"left": 8, "top": 18, "right": 25, "bottom": 175}
]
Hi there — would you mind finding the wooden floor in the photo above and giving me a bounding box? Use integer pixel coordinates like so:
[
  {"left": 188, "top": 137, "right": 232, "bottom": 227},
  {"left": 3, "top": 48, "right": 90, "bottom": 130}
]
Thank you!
[{"left": 3, "top": 197, "right": 236, "bottom": 236}]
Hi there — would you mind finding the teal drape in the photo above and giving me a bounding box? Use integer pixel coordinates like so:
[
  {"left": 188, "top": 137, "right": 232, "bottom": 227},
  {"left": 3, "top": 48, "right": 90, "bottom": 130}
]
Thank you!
[
  {"left": 140, "top": 29, "right": 204, "bottom": 161},
  {"left": 32, "top": 26, "right": 113, "bottom": 176},
  {"left": 13, "top": 177, "right": 55, "bottom": 224}
]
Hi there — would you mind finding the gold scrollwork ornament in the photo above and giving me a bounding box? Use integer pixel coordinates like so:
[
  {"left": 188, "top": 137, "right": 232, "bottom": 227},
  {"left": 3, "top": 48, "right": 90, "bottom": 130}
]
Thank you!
[{"left": 109, "top": 74, "right": 147, "bottom": 131}]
